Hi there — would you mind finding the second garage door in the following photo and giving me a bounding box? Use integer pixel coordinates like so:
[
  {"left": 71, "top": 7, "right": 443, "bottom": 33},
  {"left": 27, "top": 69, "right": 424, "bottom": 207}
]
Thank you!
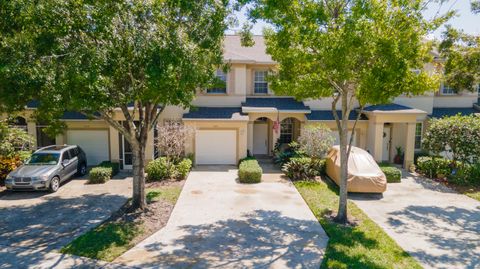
[
  {"left": 195, "top": 130, "right": 236, "bottom": 165},
  {"left": 66, "top": 130, "right": 110, "bottom": 166}
]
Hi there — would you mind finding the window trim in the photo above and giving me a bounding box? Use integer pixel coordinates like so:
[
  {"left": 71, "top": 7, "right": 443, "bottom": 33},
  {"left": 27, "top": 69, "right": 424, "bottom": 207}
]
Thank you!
[
  {"left": 414, "top": 122, "right": 423, "bottom": 150},
  {"left": 253, "top": 70, "right": 269, "bottom": 95},
  {"left": 206, "top": 69, "right": 228, "bottom": 94}
]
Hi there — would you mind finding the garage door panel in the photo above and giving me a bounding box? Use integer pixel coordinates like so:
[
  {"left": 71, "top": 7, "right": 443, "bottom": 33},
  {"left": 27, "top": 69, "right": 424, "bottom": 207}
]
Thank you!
[
  {"left": 67, "top": 130, "right": 109, "bottom": 166},
  {"left": 196, "top": 130, "right": 236, "bottom": 165}
]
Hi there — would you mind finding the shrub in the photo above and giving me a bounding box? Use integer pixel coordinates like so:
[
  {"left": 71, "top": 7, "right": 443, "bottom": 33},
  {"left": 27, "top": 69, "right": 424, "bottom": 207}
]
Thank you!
[
  {"left": 238, "top": 160, "right": 262, "bottom": 183},
  {"left": 88, "top": 167, "right": 112, "bottom": 184},
  {"left": 0, "top": 156, "right": 21, "bottom": 183},
  {"left": 146, "top": 157, "right": 191, "bottom": 181},
  {"left": 238, "top": 156, "right": 256, "bottom": 165},
  {"left": 173, "top": 158, "right": 192, "bottom": 180},
  {"left": 282, "top": 157, "right": 322, "bottom": 181},
  {"left": 417, "top": 157, "right": 452, "bottom": 178},
  {"left": 311, "top": 158, "right": 327, "bottom": 176},
  {"left": 450, "top": 163, "right": 480, "bottom": 185},
  {"left": 414, "top": 150, "right": 430, "bottom": 165},
  {"left": 423, "top": 115, "right": 480, "bottom": 165},
  {"left": 99, "top": 161, "right": 120, "bottom": 176},
  {"left": 146, "top": 157, "right": 172, "bottom": 181},
  {"left": 380, "top": 166, "right": 402, "bottom": 183}
]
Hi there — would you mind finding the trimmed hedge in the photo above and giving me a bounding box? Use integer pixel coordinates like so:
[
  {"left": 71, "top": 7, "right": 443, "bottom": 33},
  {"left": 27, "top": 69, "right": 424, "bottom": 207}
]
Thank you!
[
  {"left": 380, "top": 166, "right": 402, "bottom": 183},
  {"left": 238, "top": 160, "right": 262, "bottom": 183},
  {"left": 282, "top": 157, "right": 326, "bottom": 181},
  {"left": 238, "top": 156, "right": 256, "bottom": 165},
  {"left": 88, "top": 167, "right": 112, "bottom": 184},
  {"left": 99, "top": 161, "right": 120, "bottom": 176}
]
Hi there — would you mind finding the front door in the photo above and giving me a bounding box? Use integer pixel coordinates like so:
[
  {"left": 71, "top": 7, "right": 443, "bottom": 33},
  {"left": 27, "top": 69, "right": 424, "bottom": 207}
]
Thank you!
[
  {"left": 382, "top": 127, "right": 391, "bottom": 161},
  {"left": 122, "top": 136, "right": 133, "bottom": 170},
  {"left": 253, "top": 123, "right": 268, "bottom": 155}
]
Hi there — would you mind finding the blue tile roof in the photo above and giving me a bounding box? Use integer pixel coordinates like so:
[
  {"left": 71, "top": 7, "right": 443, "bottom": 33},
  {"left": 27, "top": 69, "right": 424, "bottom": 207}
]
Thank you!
[
  {"left": 307, "top": 110, "right": 367, "bottom": 121},
  {"left": 183, "top": 107, "right": 243, "bottom": 119},
  {"left": 363, "top": 103, "right": 414, "bottom": 112},
  {"left": 242, "top": 97, "right": 310, "bottom": 111},
  {"left": 431, "top": 107, "right": 480, "bottom": 118},
  {"left": 61, "top": 111, "right": 101, "bottom": 120}
]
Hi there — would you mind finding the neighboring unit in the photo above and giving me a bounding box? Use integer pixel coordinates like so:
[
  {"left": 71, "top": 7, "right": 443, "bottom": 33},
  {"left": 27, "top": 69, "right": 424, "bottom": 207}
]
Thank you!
[{"left": 4, "top": 35, "right": 480, "bottom": 169}]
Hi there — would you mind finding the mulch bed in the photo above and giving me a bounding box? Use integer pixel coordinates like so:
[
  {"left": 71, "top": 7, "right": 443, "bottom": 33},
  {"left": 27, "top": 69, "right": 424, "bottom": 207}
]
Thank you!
[{"left": 107, "top": 179, "right": 185, "bottom": 245}]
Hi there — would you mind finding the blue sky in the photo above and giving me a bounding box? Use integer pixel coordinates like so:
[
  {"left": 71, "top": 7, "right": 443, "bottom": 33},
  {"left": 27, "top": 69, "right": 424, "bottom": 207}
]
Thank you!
[{"left": 229, "top": 1, "right": 479, "bottom": 39}]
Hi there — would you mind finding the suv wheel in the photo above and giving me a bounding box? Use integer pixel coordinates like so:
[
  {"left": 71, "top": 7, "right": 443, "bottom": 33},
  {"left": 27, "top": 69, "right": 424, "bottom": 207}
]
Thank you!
[
  {"left": 78, "top": 163, "right": 87, "bottom": 176},
  {"left": 49, "top": 177, "right": 60, "bottom": 192}
]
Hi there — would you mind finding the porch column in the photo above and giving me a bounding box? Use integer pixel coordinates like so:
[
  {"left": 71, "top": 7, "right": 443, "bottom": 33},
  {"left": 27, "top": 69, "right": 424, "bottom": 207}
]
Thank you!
[
  {"left": 271, "top": 127, "right": 280, "bottom": 156},
  {"left": 109, "top": 126, "right": 120, "bottom": 163},
  {"left": 247, "top": 121, "right": 254, "bottom": 155},
  {"left": 367, "top": 121, "right": 383, "bottom": 162},
  {"left": 404, "top": 122, "right": 416, "bottom": 168},
  {"left": 27, "top": 121, "right": 37, "bottom": 149}
]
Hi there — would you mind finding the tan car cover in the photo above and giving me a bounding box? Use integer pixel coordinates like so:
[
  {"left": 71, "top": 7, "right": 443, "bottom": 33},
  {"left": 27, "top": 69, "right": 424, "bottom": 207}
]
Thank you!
[{"left": 326, "top": 146, "right": 387, "bottom": 193}]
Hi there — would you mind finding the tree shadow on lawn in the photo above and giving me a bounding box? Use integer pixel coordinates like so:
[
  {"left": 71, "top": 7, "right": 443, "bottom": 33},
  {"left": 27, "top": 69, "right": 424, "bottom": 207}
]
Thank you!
[{"left": 386, "top": 205, "right": 480, "bottom": 268}]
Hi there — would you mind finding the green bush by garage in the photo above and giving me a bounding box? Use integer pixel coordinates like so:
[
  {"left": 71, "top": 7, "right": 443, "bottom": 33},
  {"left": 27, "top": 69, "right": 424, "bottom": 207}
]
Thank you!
[
  {"left": 380, "top": 166, "right": 402, "bottom": 183},
  {"left": 238, "top": 159, "right": 262, "bottom": 183},
  {"left": 146, "top": 157, "right": 192, "bottom": 181},
  {"left": 88, "top": 167, "right": 112, "bottom": 184},
  {"left": 88, "top": 161, "right": 120, "bottom": 184}
]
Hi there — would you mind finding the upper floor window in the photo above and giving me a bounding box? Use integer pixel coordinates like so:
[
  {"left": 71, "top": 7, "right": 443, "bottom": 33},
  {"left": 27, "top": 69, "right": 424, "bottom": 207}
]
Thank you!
[
  {"left": 254, "top": 70, "right": 268, "bottom": 94},
  {"left": 415, "top": 123, "right": 423, "bottom": 150},
  {"left": 207, "top": 69, "right": 227, "bottom": 94},
  {"left": 440, "top": 84, "right": 456, "bottom": 95}
]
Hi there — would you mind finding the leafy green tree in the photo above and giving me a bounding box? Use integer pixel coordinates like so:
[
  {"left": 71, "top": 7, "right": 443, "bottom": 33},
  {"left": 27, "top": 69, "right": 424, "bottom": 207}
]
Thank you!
[
  {"left": 0, "top": 0, "right": 229, "bottom": 209},
  {"left": 423, "top": 115, "right": 480, "bottom": 165},
  {"left": 439, "top": 4, "right": 479, "bottom": 93},
  {"left": 241, "top": 0, "right": 441, "bottom": 223}
]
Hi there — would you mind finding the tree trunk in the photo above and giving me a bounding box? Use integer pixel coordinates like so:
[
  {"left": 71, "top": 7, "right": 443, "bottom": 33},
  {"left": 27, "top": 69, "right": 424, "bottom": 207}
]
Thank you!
[
  {"left": 131, "top": 141, "right": 147, "bottom": 210},
  {"left": 336, "top": 94, "right": 350, "bottom": 224}
]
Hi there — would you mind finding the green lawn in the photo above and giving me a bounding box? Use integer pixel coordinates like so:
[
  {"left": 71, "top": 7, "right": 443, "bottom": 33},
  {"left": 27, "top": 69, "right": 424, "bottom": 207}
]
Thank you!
[
  {"left": 61, "top": 186, "right": 182, "bottom": 261},
  {"left": 294, "top": 180, "right": 422, "bottom": 269}
]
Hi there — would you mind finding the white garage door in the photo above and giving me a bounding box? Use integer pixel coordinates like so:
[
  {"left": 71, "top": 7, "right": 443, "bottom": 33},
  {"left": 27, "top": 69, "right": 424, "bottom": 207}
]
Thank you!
[
  {"left": 333, "top": 131, "right": 356, "bottom": 146},
  {"left": 195, "top": 130, "right": 236, "bottom": 165},
  {"left": 67, "top": 130, "right": 109, "bottom": 166}
]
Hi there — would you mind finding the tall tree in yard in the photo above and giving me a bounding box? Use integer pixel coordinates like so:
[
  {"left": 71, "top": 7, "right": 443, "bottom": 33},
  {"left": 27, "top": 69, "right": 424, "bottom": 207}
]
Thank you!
[
  {"left": 241, "top": 0, "right": 442, "bottom": 223},
  {"left": 0, "top": 0, "right": 229, "bottom": 209}
]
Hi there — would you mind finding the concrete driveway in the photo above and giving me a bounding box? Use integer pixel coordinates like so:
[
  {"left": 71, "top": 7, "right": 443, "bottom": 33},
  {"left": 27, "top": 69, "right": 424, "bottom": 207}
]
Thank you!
[
  {"left": 0, "top": 174, "right": 132, "bottom": 269},
  {"left": 350, "top": 171, "right": 480, "bottom": 269},
  {"left": 115, "top": 164, "right": 328, "bottom": 268}
]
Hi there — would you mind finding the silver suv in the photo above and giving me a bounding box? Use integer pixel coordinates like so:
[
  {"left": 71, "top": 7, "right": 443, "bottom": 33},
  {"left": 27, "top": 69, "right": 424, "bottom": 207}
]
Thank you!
[{"left": 5, "top": 145, "right": 87, "bottom": 192}]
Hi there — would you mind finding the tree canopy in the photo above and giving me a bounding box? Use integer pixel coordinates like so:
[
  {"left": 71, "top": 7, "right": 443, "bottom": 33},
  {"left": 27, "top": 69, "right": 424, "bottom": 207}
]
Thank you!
[
  {"left": 0, "top": 0, "right": 230, "bottom": 209},
  {"left": 241, "top": 0, "right": 442, "bottom": 223}
]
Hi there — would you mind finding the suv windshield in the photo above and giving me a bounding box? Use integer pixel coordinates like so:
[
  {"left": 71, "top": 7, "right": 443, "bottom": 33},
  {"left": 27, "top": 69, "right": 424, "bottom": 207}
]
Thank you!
[{"left": 27, "top": 153, "right": 60, "bottom": 165}]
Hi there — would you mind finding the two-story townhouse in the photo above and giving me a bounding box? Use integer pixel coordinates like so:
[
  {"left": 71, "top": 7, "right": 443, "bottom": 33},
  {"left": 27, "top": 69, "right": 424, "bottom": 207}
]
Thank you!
[{"left": 6, "top": 35, "right": 480, "bottom": 169}]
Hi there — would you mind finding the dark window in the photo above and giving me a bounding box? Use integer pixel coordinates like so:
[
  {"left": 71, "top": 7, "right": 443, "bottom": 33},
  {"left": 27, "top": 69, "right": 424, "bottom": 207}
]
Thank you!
[
  {"left": 254, "top": 71, "right": 268, "bottom": 94},
  {"left": 68, "top": 148, "right": 78, "bottom": 158},
  {"left": 415, "top": 123, "right": 423, "bottom": 150},
  {"left": 207, "top": 69, "right": 227, "bottom": 94},
  {"left": 279, "top": 118, "right": 294, "bottom": 144},
  {"left": 62, "top": 151, "right": 71, "bottom": 161}
]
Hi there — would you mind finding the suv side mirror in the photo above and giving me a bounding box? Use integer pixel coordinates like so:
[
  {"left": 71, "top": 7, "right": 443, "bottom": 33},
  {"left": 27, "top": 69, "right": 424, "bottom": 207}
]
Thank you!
[{"left": 62, "top": 159, "right": 70, "bottom": 167}]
